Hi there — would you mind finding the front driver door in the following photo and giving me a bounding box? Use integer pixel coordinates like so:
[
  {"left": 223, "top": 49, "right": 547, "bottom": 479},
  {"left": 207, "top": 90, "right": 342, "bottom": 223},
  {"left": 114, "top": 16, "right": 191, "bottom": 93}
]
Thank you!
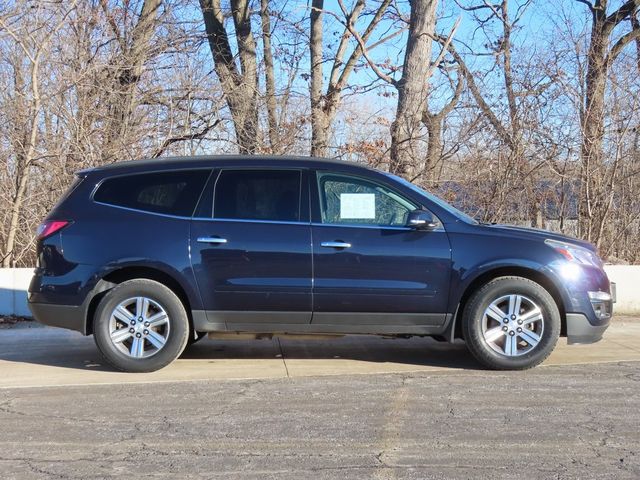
[
  {"left": 190, "top": 168, "right": 312, "bottom": 329},
  {"left": 310, "top": 171, "right": 451, "bottom": 328}
]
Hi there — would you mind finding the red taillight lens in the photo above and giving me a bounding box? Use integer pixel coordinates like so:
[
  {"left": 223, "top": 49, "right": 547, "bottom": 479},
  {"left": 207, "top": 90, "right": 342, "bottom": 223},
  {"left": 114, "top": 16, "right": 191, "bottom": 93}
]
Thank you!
[{"left": 36, "top": 220, "right": 71, "bottom": 240}]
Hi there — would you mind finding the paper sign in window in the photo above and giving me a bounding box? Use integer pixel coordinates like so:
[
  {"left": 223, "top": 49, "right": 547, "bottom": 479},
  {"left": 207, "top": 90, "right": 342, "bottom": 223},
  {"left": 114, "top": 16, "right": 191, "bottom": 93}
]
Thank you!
[{"left": 340, "top": 193, "right": 375, "bottom": 219}]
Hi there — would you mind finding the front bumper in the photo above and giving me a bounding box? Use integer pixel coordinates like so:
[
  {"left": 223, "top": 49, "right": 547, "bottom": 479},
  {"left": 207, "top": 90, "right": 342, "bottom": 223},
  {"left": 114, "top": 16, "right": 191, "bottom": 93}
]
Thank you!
[{"left": 566, "top": 313, "right": 610, "bottom": 345}]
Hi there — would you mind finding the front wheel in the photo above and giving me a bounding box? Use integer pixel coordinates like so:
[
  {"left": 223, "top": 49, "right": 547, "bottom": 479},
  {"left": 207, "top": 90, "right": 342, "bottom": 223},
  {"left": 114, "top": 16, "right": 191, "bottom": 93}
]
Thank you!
[
  {"left": 462, "top": 276, "right": 560, "bottom": 370},
  {"left": 93, "top": 279, "right": 189, "bottom": 372}
]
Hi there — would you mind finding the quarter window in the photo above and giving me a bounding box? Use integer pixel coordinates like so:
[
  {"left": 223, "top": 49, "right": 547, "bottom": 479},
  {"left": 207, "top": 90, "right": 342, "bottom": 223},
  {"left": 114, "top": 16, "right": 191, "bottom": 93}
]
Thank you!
[
  {"left": 317, "top": 172, "right": 417, "bottom": 227},
  {"left": 94, "top": 170, "right": 210, "bottom": 216},
  {"left": 214, "top": 170, "right": 301, "bottom": 222}
]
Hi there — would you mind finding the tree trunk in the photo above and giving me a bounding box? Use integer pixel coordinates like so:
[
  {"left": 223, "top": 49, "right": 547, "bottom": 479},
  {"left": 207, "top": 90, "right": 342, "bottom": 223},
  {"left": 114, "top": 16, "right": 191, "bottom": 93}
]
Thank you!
[
  {"left": 390, "top": 0, "right": 438, "bottom": 178},
  {"left": 100, "top": 0, "right": 162, "bottom": 162},
  {"left": 3, "top": 59, "right": 42, "bottom": 267},
  {"left": 0, "top": 2, "right": 77, "bottom": 266},
  {"left": 309, "top": 0, "right": 391, "bottom": 158},
  {"left": 261, "top": 0, "right": 278, "bottom": 152},
  {"left": 578, "top": 0, "right": 640, "bottom": 245},
  {"left": 309, "top": 0, "right": 327, "bottom": 157},
  {"left": 580, "top": 7, "right": 609, "bottom": 242},
  {"left": 423, "top": 116, "right": 442, "bottom": 182},
  {"left": 200, "top": 0, "right": 259, "bottom": 153}
]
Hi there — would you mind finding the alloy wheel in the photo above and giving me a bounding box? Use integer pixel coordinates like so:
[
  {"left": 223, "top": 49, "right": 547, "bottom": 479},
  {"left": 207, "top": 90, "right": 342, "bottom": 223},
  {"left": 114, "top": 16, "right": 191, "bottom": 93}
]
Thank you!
[
  {"left": 481, "top": 294, "right": 544, "bottom": 357},
  {"left": 108, "top": 296, "right": 170, "bottom": 358}
]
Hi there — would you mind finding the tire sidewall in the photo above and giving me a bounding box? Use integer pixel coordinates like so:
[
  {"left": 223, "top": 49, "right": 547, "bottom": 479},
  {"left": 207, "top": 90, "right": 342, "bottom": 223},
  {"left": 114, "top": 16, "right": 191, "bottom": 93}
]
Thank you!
[
  {"left": 93, "top": 279, "right": 189, "bottom": 372},
  {"left": 463, "top": 277, "right": 561, "bottom": 370}
]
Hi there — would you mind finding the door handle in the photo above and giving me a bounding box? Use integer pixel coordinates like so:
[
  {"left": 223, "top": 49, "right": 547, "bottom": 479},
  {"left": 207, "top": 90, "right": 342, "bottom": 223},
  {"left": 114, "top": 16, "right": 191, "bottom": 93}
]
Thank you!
[
  {"left": 197, "top": 237, "right": 228, "bottom": 244},
  {"left": 321, "top": 241, "right": 352, "bottom": 249}
]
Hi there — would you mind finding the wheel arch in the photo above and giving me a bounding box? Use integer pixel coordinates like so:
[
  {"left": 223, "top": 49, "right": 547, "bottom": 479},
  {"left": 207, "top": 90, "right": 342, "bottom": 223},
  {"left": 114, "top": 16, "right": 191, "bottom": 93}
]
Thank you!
[
  {"left": 86, "top": 266, "right": 194, "bottom": 336},
  {"left": 449, "top": 266, "right": 568, "bottom": 341}
]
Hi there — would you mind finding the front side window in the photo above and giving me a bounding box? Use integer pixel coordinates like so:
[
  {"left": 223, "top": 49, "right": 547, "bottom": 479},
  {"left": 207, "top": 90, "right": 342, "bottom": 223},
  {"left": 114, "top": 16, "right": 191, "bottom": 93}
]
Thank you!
[
  {"left": 213, "top": 170, "right": 301, "bottom": 222},
  {"left": 94, "top": 170, "right": 210, "bottom": 216},
  {"left": 317, "top": 172, "right": 417, "bottom": 227}
]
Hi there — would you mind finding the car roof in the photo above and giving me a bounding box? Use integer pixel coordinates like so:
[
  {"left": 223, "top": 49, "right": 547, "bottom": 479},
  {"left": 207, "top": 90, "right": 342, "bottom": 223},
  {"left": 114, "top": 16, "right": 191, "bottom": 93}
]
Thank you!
[{"left": 78, "top": 155, "right": 377, "bottom": 176}]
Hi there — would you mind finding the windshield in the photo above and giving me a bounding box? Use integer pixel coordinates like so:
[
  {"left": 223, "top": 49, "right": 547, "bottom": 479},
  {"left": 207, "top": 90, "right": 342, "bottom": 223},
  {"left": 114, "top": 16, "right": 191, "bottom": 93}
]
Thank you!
[{"left": 384, "top": 173, "right": 478, "bottom": 224}]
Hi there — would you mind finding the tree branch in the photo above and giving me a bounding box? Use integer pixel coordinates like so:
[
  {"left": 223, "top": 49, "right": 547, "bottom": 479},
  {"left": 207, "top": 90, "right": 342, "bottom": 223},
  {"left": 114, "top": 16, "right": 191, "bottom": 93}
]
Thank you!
[
  {"left": 605, "top": 0, "right": 640, "bottom": 31},
  {"left": 575, "top": 0, "right": 595, "bottom": 14},
  {"left": 152, "top": 120, "right": 221, "bottom": 158},
  {"left": 607, "top": 26, "right": 640, "bottom": 63}
]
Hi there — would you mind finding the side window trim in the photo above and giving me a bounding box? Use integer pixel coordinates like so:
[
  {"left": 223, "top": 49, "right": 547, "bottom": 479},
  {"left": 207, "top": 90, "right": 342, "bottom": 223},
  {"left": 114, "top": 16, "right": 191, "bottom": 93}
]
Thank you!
[
  {"left": 92, "top": 168, "right": 213, "bottom": 218},
  {"left": 314, "top": 170, "right": 420, "bottom": 228},
  {"left": 209, "top": 168, "right": 306, "bottom": 224}
]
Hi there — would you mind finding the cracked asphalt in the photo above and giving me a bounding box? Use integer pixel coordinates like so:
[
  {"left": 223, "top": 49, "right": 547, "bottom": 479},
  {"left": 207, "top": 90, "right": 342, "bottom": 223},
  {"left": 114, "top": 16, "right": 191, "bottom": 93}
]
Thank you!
[
  {"left": 1, "top": 319, "right": 640, "bottom": 478},
  {"left": 1, "top": 361, "right": 639, "bottom": 479}
]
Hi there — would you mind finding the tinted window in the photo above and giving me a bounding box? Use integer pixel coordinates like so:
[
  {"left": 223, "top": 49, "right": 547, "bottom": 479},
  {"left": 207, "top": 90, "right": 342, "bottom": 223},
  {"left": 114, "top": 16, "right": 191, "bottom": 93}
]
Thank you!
[
  {"left": 214, "top": 170, "right": 301, "bottom": 222},
  {"left": 94, "top": 170, "right": 210, "bottom": 216},
  {"left": 317, "top": 172, "right": 417, "bottom": 227}
]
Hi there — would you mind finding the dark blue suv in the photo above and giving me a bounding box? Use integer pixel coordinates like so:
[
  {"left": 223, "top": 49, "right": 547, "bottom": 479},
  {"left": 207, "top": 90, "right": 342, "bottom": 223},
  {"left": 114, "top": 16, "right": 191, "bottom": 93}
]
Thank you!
[{"left": 28, "top": 156, "right": 613, "bottom": 372}]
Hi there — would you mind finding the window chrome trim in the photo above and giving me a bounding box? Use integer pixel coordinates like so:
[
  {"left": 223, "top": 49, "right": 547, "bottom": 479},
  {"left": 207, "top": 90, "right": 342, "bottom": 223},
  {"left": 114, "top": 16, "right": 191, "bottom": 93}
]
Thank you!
[
  {"left": 310, "top": 222, "right": 446, "bottom": 232},
  {"left": 93, "top": 201, "right": 192, "bottom": 220},
  {"left": 192, "top": 216, "right": 309, "bottom": 226},
  {"left": 311, "top": 222, "right": 409, "bottom": 231}
]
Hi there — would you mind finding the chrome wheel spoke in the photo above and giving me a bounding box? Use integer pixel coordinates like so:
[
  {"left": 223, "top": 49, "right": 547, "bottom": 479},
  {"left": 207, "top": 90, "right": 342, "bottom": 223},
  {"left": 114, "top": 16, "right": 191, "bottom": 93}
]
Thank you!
[
  {"left": 111, "top": 327, "right": 132, "bottom": 344},
  {"left": 486, "top": 304, "right": 506, "bottom": 323},
  {"left": 130, "top": 337, "right": 145, "bottom": 358},
  {"left": 147, "top": 330, "right": 167, "bottom": 349},
  {"left": 147, "top": 312, "right": 168, "bottom": 327},
  {"left": 113, "top": 306, "right": 132, "bottom": 324},
  {"left": 520, "top": 308, "right": 542, "bottom": 325},
  {"left": 136, "top": 297, "right": 149, "bottom": 319},
  {"left": 484, "top": 326, "right": 505, "bottom": 343},
  {"left": 508, "top": 295, "right": 522, "bottom": 317},
  {"left": 518, "top": 328, "right": 541, "bottom": 347},
  {"left": 504, "top": 334, "right": 518, "bottom": 356}
]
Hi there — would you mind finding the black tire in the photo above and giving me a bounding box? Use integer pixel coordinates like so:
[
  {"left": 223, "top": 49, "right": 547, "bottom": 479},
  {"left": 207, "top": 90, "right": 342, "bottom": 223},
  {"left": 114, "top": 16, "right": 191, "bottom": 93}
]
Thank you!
[
  {"left": 93, "top": 279, "right": 189, "bottom": 372},
  {"left": 462, "top": 276, "right": 560, "bottom": 370}
]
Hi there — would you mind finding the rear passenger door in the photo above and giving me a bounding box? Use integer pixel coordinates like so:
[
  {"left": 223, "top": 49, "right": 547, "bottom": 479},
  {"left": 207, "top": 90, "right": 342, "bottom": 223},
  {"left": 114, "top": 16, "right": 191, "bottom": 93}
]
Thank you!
[{"left": 190, "top": 169, "right": 313, "bottom": 329}]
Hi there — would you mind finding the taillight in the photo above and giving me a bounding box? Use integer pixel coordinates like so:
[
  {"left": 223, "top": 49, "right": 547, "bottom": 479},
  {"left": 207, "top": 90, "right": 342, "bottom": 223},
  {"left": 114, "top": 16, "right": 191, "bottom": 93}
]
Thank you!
[{"left": 36, "top": 220, "right": 71, "bottom": 240}]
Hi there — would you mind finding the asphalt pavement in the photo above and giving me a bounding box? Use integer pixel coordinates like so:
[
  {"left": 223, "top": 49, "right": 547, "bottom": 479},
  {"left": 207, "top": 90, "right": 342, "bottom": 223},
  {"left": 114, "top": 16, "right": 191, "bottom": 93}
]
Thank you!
[{"left": 0, "top": 319, "right": 639, "bottom": 479}]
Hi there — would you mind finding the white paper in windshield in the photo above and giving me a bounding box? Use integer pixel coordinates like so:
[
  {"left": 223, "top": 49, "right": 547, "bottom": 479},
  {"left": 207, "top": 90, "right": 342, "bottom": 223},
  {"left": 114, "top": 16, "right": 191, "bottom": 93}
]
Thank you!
[{"left": 340, "top": 193, "right": 375, "bottom": 219}]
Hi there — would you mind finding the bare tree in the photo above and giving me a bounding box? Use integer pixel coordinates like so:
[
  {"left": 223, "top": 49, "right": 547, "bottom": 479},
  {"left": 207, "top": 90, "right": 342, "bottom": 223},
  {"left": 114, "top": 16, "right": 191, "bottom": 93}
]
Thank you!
[
  {"left": 421, "top": 69, "right": 463, "bottom": 182},
  {"left": 309, "top": 0, "right": 394, "bottom": 157},
  {"left": 99, "top": 0, "right": 163, "bottom": 163},
  {"left": 389, "top": 0, "right": 439, "bottom": 177},
  {"left": 0, "top": 1, "right": 77, "bottom": 267},
  {"left": 577, "top": 0, "right": 640, "bottom": 245},
  {"left": 261, "top": 0, "right": 278, "bottom": 151},
  {"left": 200, "top": 0, "right": 259, "bottom": 153}
]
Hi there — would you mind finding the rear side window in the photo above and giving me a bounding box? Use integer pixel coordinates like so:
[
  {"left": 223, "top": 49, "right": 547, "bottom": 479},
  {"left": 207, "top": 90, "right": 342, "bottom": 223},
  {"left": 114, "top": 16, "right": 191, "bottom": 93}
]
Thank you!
[
  {"left": 94, "top": 170, "right": 210, "bottom": 216},
  {"left": 214, "top": 170, "right": 301, "bottom": 222}
]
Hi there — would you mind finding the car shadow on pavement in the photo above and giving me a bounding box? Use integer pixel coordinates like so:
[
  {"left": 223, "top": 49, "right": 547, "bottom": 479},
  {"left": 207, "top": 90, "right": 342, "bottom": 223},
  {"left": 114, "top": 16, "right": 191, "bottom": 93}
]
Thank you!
[
  {"left": 0, "top": 327, "right": 480, "bottom": 373},
  {"left": 180, "top": 336, "right": 481, "bottom": 370}
]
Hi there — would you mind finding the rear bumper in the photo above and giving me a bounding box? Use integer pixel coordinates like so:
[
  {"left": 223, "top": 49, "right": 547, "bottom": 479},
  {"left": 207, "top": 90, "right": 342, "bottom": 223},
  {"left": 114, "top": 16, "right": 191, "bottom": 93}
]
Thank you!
[
  {"left": 28, "top": 301, "right": 87, "bottom": 335},
  {"left": 566, "top": 313, "right": 610, "bottom": 345}
]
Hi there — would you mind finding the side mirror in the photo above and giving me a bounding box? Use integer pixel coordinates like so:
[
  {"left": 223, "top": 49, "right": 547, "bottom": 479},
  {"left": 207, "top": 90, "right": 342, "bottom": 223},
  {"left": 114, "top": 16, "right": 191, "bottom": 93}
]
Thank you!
[{"left": 406, "top": 209, "right": 438, "bottom": 230}]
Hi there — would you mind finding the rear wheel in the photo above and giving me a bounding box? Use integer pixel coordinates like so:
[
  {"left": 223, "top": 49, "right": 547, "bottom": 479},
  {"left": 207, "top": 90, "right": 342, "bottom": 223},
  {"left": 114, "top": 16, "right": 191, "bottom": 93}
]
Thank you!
[
  {"left": 462, "top": 276, "right": 560, "bottom": 370},
  {"left": 93, "top": 279, "right": 189, "bottom": 372}
]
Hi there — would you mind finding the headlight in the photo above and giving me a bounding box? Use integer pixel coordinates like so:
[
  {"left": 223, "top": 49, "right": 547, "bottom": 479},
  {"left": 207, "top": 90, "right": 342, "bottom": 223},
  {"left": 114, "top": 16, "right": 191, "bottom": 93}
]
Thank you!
[{"left": 545, "top": 239, "right": 603, "bottom": 268}]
